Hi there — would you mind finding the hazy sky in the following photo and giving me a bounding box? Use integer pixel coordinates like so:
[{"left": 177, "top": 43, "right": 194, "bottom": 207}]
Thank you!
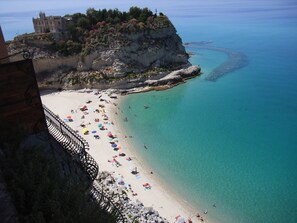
[
  {"left": 1, "top": 0, "right": 296, "bottom": 16},
  {"left": 1, "top": 0, "right": 296, "bottom": 40}
]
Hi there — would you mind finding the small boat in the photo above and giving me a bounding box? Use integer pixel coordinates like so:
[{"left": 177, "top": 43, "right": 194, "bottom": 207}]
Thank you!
[{"left": 204, "top": 210, "right": 208, "bottom": 214}]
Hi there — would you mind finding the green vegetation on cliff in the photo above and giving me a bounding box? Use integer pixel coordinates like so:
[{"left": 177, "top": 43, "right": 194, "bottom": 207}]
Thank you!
[{"left": 53, "top": 7, "right": 173, "bottom": 56}]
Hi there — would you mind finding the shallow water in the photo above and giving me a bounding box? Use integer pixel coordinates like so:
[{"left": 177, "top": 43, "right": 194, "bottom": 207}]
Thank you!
[{"left": 119, "top": 15, "right": 297, "bottom": 223}]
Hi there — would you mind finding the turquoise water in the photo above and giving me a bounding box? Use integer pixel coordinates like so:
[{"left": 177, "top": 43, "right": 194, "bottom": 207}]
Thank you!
[
  {"left": 1, "top": 1, "right": 297, "bottom": 222},
  {"left": 119, "top": 16, "right": 297, "bottom": 223}
]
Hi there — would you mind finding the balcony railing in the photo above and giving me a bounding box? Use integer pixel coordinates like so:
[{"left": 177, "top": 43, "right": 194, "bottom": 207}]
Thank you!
[
  {"left": 43, "top": 105, "right": 98, "bottom": 181},
  {"left": 43, "top": 105, "right": 127, "bottom": 223},
  {"left": 90, "top": 183, "right": 127, "bottom": 223}
]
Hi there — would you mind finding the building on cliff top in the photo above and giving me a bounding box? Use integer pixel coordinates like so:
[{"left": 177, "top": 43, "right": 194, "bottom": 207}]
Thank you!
[{"left": 32, "top": 12, "right": 71, "bottom": 39}]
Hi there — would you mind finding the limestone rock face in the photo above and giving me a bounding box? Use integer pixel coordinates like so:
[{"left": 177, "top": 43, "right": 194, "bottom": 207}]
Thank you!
[
  {"left": 31, "top": 26, "right": 188, "bottom": 78},
  {"left": 117, "top": 27, "right": 188, "bottom": 70},
  {"left": 9, "top": 26, "right": 199, "bottom": 90},
  {"left": 145, "top": 65, "right": 201, "bottom": 86}
]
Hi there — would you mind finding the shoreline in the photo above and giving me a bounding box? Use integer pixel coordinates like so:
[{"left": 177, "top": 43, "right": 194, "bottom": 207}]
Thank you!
[
  {"left": 41, "top": 89, "right": 215, "bottom": 223},
  {"left": 37, "top": 65, "right": 201, "bottom": 94},
  {"left": 110, "top": 97, "right": 204, "bottom": 221}
]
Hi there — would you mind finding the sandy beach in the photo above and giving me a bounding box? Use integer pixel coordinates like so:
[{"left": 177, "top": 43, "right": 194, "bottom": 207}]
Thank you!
[{"left": 41, "top": 90, "right": 210, "bottom": 223}]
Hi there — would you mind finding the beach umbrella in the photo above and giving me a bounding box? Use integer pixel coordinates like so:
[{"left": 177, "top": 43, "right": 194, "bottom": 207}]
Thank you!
[
  {"left": 176, "top": 216, "right": 186, "bottom": 223},
  {"left": 112, "top": 143, "right": 117, "bottom": 148},
  {"left": 116, "top": 178, "right": 124, "bottom": 185},
  {"left": 80, "top": 105, "right": 88, "bottom": 111},
  {"left": 177, "top": 218, "right": 185, "bottom": 223},
  {"left": 83, "top": 128, "right": 89, "bottom": 134},
  {"left": 66, "top": 115, "right": 72, "bottom": 119},
  {"left": 98, "top": 123, "right": 102, "bottom": 128},
  {"left": 92, "top": 130, "right": 97, "bottom": 134}
]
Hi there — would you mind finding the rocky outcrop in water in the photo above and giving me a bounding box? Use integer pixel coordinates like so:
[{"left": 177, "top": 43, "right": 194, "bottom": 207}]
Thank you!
[{"left": 145, "top": 65, "right": 200, "bottom": 86}]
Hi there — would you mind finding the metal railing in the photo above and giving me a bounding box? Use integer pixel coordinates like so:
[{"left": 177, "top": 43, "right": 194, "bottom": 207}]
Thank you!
[
  {"left": 90, "top": 183, "right": 128, "bottom": 223},
  {"left": 0, "top": 50, "right": 32, "bottom": 62},
  {"left": 43, "top": 105, "right": 127, "bottom": 223},
  {"left": 43, "top": 105, "right": 98, "bottom": 181}
]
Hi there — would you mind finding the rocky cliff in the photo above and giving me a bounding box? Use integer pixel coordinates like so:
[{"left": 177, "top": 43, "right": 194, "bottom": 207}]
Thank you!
[{"left": 8, "top": 10, "right": 201, "bottom": 90}]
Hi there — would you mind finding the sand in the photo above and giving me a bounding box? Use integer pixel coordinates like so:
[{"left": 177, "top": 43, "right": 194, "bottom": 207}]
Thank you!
[{"left": 41, "top": 89, "right": 210, "bottom": 223}]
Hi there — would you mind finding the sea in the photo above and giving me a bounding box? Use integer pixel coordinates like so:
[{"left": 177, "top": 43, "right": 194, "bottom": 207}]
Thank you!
[{"left": 1, "top": 1, "right": 297, "bottom": 222}]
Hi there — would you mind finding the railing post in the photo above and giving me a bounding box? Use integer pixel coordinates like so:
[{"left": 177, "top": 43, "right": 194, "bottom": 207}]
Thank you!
[{"left": 60, "top": 122, "right": 63, "bottom": 135}]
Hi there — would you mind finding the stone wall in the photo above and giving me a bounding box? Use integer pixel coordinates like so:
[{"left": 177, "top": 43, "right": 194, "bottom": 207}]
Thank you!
[{"left": 33, "top": 55, "right": 79, "bottom": 79}]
